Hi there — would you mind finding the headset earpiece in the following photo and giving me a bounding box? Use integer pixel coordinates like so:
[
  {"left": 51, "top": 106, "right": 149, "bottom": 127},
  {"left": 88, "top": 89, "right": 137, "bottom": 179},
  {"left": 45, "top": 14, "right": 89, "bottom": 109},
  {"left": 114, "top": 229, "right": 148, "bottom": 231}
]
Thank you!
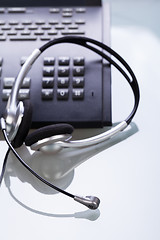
[
  {"left": 25, "top": 123, "right": 74, "bottom": 147},
  {"left": 11, "top": 100, "right": 32, "bottom": 148}
]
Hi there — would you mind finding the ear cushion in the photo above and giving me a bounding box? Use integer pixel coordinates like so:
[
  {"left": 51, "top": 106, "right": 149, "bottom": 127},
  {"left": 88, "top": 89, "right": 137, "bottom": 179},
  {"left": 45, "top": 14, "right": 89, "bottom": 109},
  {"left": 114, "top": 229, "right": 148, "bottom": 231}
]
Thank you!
[
  {"left": 11, "top": 100, "right": 32, "bottom": 148},
  {"left": 25, "top": 124, "right": 74, "bottom": 146}
]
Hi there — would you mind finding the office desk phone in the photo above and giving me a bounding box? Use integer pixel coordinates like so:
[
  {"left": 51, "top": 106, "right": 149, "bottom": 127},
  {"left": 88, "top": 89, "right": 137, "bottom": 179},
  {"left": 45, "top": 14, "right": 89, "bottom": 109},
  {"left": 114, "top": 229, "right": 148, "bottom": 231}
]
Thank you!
[{"left": 0, "top": 0, "right": 111, "bottom": 128}]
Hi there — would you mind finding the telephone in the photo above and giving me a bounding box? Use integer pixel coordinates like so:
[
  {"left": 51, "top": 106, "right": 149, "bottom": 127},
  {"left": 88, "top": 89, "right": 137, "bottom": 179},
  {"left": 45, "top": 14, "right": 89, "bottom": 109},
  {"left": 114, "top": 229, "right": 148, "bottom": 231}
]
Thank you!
[{"left": 0, "top": 0, "right": 111, "bottom": 128}]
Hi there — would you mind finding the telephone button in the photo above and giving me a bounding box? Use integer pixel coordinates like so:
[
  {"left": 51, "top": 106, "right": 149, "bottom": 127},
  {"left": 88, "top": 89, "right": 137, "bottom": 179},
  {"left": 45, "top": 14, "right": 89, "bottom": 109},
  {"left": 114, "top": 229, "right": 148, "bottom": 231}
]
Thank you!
[
  {"left": 43, "top": 66, "right": 54, "bottom": 76},
  {"left": 72, "top": 89, "right": 84, "bottom": 100},
  {"left": 57, "top": 77, "right": 69, "bottom": 88},
  {"left": 44, "top": 57, "right": 55, "bottom": 65},
  {"left": 72, "top": 77, "right": 84, "bottom": 88},
  {"left": 58, "top": 57, "right": 70, "bottom": 66},
  {"left": 42, "top": 89, "right": 54, "bottom": 100},
  {"left": 42, "top": 77, "right": 54, "bottom": 88},
  {"left": 57, "top": 89, "right": 69, "bottom": 100},
  {"left": 22, "top": 77, "right": 31, "bottom": 88},
  {"left": 73, "top": 66, "right": 84, "bottom": 76},
  {"left": 73, "top": 57, "right": 84, "bottom": 66},
  {"left": 18, "top": 89, "right": 30, "bottom": 100},
  {"left": 3, "top": 77, "right": 15, "bottom": 88},
  {"left": 58, "top": 67, "right": 69, "bottom": 77}
]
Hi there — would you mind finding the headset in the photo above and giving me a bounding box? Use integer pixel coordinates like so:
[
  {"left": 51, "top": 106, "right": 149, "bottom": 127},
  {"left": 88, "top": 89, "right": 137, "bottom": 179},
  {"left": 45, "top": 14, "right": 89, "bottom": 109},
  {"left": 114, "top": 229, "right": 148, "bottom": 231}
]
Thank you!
[{"left": 0, "top": 36, "right": 140, "bottom": 210}]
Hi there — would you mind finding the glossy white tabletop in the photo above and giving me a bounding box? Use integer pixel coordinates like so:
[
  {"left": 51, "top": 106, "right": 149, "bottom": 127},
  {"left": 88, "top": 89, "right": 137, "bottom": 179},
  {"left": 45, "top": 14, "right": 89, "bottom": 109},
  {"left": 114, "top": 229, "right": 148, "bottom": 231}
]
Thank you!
[{"left": 0, "top": 0, "right": 160, "bottom": 239}]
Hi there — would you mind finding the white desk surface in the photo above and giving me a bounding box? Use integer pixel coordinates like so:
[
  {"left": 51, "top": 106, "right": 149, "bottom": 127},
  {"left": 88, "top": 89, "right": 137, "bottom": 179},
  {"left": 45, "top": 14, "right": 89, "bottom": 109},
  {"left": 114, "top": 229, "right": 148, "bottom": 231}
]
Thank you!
[{"left": 0, "top": 0, "right": 160, "bottom": 239}]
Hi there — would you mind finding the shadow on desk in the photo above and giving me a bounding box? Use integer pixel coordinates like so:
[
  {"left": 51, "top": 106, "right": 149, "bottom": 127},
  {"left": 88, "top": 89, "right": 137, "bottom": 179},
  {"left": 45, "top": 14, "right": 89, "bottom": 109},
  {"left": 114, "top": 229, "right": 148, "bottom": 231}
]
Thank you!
[{"left": 3, "top": 122, "right": 138, "bottom": 220}]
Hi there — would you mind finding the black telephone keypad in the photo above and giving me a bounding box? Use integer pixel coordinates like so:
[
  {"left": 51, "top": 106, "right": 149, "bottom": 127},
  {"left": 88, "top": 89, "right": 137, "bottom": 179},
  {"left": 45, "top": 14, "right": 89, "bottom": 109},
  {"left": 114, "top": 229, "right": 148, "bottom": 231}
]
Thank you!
[
  {"left": 3, "top": 77, "right": 31, "bottom": 89},
  {"left": 1, "top": 55, "right": 85, "bottom": 101},
  {"left": 41, "top": 56, "right": 85, "bottom": 101},
  {"left": 2, "top": 76, "right": 31, "bottom": 100},
  {"left": 2, "top": 88, "right": 30, "bottom": 100}
]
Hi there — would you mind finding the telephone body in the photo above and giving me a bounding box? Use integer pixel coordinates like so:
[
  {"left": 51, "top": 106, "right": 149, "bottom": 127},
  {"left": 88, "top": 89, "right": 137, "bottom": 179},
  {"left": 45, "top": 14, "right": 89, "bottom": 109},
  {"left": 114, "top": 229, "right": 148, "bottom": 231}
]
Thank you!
[{"left": 0, "top": 0, "right": 111, "bottom": 128}]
